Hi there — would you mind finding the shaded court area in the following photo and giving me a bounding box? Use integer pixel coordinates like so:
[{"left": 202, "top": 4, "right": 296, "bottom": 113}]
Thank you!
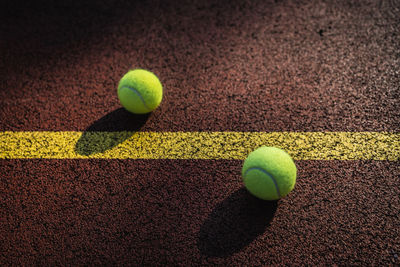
[
  {"left": 1, "top": 0, "right": 399, "bottom": 265},
  {"left": 2, "top": 0, "right": 399, "bottom": 132}
]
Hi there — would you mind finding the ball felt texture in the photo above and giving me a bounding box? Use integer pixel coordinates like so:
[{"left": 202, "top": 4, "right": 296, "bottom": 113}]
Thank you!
[
  {"left": 242, "top": 146, "right": 297, "bottom": 200},
  {"left": 117, "top": 69, "right": 163, "bottom": 114}
]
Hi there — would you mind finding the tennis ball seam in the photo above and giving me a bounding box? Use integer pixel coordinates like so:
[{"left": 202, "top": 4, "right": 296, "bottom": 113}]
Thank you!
[
  {"left": 120, "top": 85, "right": 151, "bottom": 112},
  {"left": 244, "top": 167, "right": 281, "bottom": 198}
]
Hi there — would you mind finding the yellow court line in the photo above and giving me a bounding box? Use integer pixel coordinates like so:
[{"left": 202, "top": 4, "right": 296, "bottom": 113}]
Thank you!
[{"left": 0, "top": 131, "right": 399, "bottom": 160}]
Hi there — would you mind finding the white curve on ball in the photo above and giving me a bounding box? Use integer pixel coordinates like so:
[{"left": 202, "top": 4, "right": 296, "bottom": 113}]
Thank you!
[
  {"left": 121, "top": 86, "right": 151, "bottom": 111},
  {"left": 244, "top": 167, "right": 281, "bottom": 198}
]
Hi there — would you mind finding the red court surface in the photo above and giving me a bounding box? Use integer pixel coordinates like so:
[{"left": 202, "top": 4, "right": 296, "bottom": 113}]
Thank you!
[{"left": 1, "top": 0, "right": 399, "bottom": 265}]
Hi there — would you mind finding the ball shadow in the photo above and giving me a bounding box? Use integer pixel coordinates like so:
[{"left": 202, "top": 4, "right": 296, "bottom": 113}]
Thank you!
[
  {"left": 198, "top": 188, "right": 278, "bottom": 258},
  {"left": 75, "top": 108, "right": 149, "bottom": 156}
]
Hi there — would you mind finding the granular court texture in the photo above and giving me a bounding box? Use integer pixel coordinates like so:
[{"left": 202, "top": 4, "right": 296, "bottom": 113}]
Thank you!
[{"left": 1, "top": 0, "right": 399, "bottom": 265}]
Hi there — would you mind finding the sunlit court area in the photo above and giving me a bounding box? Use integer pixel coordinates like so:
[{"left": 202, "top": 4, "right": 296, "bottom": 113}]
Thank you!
[{"left": 1, "top": 0, "right": 399, "bottom": 265}]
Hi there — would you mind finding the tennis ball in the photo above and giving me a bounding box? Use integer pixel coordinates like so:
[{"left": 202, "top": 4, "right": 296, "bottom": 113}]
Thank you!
[
  {"left": 117, "top": 69, "right": 163, "bottom": 114},
  {"left": 242, "top": 146, "right": 297, "bottom": 200}
]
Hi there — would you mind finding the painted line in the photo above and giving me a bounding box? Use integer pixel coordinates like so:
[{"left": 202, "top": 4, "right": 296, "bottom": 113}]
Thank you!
[{"left": 0, "top": 131, "right": 398, "bottom": 160}]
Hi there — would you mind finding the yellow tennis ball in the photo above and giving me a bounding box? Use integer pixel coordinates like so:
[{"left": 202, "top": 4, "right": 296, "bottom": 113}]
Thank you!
[
  {"left": 242, "top": 146, "right": 297, "bottom": 200},
  {"left": 117, "top": 69, "right": 163, "bottom": 114}
]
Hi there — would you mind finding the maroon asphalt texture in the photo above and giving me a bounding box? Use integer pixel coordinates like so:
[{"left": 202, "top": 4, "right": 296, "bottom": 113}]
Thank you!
[
  {"left": 1, "top": 160, "right": 399, "bottom": 265},
  {"left": 1, "top": 0, "right": 400, "bottom": 265}
]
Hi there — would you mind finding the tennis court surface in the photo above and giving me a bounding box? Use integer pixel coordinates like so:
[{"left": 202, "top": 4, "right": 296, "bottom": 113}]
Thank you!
[{"left": 1, "top": 0, "right": 399, "bottom": 265}]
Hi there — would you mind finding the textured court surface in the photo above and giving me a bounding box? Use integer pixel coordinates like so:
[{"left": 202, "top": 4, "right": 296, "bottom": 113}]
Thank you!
[{"left": 1, "top": 0, "right": 399, "bottom": 265}]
